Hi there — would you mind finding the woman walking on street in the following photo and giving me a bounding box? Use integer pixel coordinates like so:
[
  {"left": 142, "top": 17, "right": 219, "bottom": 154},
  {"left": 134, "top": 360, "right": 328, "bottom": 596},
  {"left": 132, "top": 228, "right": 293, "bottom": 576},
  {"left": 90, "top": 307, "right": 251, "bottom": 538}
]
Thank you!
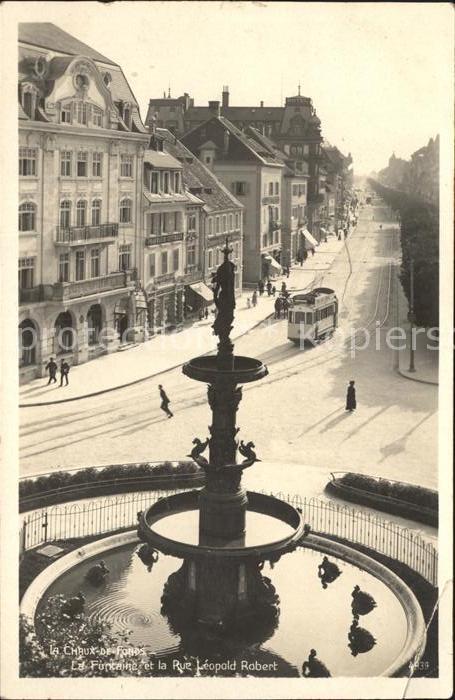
[{"left": 345, "top": 380, "right": 356, "bottom": 412}]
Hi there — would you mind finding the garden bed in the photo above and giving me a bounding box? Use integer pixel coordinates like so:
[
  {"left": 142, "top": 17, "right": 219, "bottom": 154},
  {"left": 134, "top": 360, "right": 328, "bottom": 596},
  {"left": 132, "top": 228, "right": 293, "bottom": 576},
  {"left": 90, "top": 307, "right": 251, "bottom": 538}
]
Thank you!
[
  {"left": 19, "top": 461, "right": 204, "bottom": 512},
  {"left": 325, "top": 472, "right": 438, "bottom": 527}
]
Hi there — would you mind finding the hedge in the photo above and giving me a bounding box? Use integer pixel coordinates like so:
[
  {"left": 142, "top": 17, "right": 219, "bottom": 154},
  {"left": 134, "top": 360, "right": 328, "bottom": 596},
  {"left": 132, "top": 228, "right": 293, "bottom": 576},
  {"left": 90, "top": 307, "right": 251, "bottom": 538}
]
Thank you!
[
  {"left": 331, "top": 472, "right": 438, "bottom": 511},
  {"left": 19, "top": 461, "right": 201, "bottom": 500}
]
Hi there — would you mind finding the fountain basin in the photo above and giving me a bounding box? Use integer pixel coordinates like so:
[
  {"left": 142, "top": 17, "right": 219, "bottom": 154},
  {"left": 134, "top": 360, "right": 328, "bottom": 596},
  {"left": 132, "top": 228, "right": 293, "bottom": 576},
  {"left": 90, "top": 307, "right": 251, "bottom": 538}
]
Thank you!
[
  {"left": 183, "top": 355, "right": 268, "bottom": 384},
  {"left": 138, "top": 490, "right": 304, "bottom": 560}
]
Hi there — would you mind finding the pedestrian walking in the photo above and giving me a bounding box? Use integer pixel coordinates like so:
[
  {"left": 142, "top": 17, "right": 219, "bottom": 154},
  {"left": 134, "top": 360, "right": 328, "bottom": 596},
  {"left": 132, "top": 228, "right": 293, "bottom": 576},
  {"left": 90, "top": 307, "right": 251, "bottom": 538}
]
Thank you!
[
  {"left": 282, "top": 296, "right": 289, "bottom": 319},
  {"left": 281, "top": 281, "right": 287, "bottom": 295},
  {"left": 274, "top": 297, "right": 282, "bottom": 319},
  {"left": 59, "top": 359, "right": 70, "bottom": 387},
  {"left": 345, "top": 380, "right": 356, "bottom": 412},
  {"left": 204, "top": 307, "right": 209, "bottom": 319},
  {"left": 246, "top": 297, "right": 251, "bottom": 309},
  {"left": 272, "top": 285, "right": 276, "bottom": 296},
  {"left": 252, "top": 290, "right": 258, "bottom": 307},
  {"left": 258, "top": 280, "right": 264, "bottom": 296},
  {"left": 158, "top": 384, "right": 173, "bottom": 418},
  {"left": 303, "top": 249, "right": 308, "bottom": 262},
  {"left": 266, "top": 280, "right": 272, "bottom": 296},
  {"left": 285, "top": 265, "right": 290, "bottom": 278},
  {"left": 343, "top": 228, "right": 348, "bottom": 240},
  {"left": 45, "top": 357, "right": 58, "bottom": 385},
  {"left": 311, "top": 247, "right": 315, "bottom": 256}
]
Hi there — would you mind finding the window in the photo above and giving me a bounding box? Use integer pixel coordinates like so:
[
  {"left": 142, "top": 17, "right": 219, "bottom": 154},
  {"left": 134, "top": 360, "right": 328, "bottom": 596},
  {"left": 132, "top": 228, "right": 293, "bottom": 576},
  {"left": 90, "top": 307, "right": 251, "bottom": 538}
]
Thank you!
[
  {"left": 173, "top": 248, "right": 179, "bottom": 271},
  {"left": 174, "top": 212, "right": 179, "bottom": 231},
  {"left": 234, "top": 181, "right": 247, "bottom": 195},
  {"left": 208, "top": 250, "right": 213, "bottom": 269},
  {"left": 205, "top": 157, "right": 211, "bottom": 164},
  {"left": 23, "top": 91, "right": 34, "bottom": 119},
  {"left": 19, "top": 147, "right": 37, "bottom": 176},
  {"left": 269, "top": 182, "right": 274, "bottom": 195},
  {"left": 222, "top": 215, "right": 227, "bottom": 232},
  {"left": 149, "top": 253, "right": 156, "bottom": 276},
  {"left": 76, "top": 200, "right": 87, "bottom": 227},
  {"left": 75, "top": 102, "right": 88, "bottom": 125},
  {"left": 119, "top": 198, "right": 132, "bottom": 224},
  {"left": 58, "top": 253, "right": 69, "bottom": 282},
  {"left": 299, "top": 183, "right": 306, "bottom": 196},
  {"left": 92, "top": 152, "right": 102, "bottom": 177},
  {"left": 187, "top": 244, "right": 196, "bottom": 266},
  {"left": 275, "top": 182, "right": 279, "bottom": 195},
  {"left": 161, "top": 251, "right": 168, "bottom": 274},
  {"left": 150, "top": 171, "right": 159, "bottom": 193},
  {"left": 292, "top": 184, "right": 298, "bottom": 196},
  {"left": 123, "top": 107, "right": 131, "bottom": 128},
  {"left": 19, "top": 202, "right": 36, "bottom": 232},
  {"left": 208, "top": 217, "right": 213, "bottom": 235},
  {"left": 61, "top": 103, "right": 72, "bottom": 123},
  {"left": 18, "top": 257, "right": 35, "bottom": 289},
  {"left": 60, "top": 151, "right": 72, "bottom": 177},
  {"left": 235, "top": 212, "right": 239, "bottom": 229},
  {"left": 59, "top": 200, "right": 72, "bottom": 228},
  {"left": 163, "top": 172, "right": 170, "bottom": 193},
  {"left": 188, "top": 214, "right": 196, "bottom": 231},
  {"left": 229, "top": 214, "right": 233, "bottom": 230},
  {"left": 215, "top": 216, "right": 220, "bottom": 234},
  {"left": 235, "top": 242, "right": 240, "bottom": 259},
  {"left": 90, "top": 248, "right": 100, "bottom": 278},
  {"left": 75, "top": 251, "right": 85, "bottom": 281},
  {"left": 119, "top": 243, "right": 131, "bottom": 271},
  {"left": 77, "top": 151, "right": 88, "bottom": 177},
  {"left": 92, "top": 107, "right": 103, "bottom": 127},
  {"left": 120, "top": 155, "right": 133, "bottom": 177},
  {"left": 91, "top": 199, "right": 101, "bottom": 226},
  {"left": 174, "top": 172, "right": 180, "bottom": 192}
]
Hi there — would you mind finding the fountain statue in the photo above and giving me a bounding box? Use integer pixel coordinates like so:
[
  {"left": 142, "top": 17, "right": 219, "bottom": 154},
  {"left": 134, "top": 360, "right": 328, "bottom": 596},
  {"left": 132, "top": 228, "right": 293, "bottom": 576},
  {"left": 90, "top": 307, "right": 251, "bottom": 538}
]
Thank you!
[{"left": 137, "top": 237, "right": 305, "bottom": 633}]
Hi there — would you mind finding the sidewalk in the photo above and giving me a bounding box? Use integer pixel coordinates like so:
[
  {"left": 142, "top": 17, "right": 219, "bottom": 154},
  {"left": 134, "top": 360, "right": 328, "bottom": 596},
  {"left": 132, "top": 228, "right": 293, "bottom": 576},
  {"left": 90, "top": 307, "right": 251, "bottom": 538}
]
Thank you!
[
  {"left": 20, "top": 235, "right": 346, "bottom": 406},
  {"left": 397, "top": 326, "right": 439, "bottom": 385}
]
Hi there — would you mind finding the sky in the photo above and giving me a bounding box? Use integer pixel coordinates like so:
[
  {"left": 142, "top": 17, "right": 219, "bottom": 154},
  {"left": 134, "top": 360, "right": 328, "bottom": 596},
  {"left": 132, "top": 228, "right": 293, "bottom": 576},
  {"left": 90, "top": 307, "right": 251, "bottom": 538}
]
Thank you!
[{"left": 8, "top": 1, "right": 454, "bottom": 173}]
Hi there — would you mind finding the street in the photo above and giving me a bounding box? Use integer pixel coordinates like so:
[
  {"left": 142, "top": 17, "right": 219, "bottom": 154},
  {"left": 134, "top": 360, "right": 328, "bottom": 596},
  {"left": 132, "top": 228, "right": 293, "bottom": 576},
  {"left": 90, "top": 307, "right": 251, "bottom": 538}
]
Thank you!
[{"left": 19, "top": 205, "right": 438, "bottom": 498}]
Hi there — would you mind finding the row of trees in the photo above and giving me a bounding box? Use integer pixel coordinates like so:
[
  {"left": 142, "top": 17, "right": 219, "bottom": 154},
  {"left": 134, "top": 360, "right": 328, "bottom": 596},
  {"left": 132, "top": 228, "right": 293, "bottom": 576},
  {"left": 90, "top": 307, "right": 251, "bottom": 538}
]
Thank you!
[{"left": 367, "top": 179, "right": 439, "bottom": 327}]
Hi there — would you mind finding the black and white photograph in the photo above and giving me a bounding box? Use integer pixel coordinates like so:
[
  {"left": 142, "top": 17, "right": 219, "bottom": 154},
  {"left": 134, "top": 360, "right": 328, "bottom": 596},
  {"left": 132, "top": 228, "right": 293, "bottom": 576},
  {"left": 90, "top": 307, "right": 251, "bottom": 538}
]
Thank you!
[{"left": 0, "top": 2, "right": 453, "bottom": 698}]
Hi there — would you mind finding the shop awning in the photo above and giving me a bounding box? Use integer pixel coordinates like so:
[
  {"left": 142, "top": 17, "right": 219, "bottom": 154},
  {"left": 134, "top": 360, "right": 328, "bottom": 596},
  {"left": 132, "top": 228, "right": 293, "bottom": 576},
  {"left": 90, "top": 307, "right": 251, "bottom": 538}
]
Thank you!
[
  {"left": 301, "top": 229, "right": 319, "bottom": 247},
  {"left": 188, "top": 282, "right": 213, "bottom": 304},
  {"left": 263, "top": 254, "right": 282, "bottom": 271},
  {"left": 114, "top": 297, "right": 130, "bottom": 315}
]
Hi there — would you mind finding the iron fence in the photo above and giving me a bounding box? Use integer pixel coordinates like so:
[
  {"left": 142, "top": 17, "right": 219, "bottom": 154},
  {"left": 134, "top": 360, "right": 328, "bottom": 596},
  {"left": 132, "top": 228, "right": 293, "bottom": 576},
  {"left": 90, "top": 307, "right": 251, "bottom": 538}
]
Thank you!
[{"left": 19, "top": 490, "right": 438, "bottom": 587}]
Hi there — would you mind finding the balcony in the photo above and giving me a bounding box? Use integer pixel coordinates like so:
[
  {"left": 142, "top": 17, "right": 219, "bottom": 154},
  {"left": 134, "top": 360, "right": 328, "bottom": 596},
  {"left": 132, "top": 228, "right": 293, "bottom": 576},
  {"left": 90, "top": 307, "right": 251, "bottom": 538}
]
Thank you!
[
  {"left": 262, "top": 195, "right": 280, "bottom": 205},
  {"left": 145, "top": 232, "right": 184, "bottom": 246},
  {"left": 154, "top": 272, "right": 176, "bottom": 287},
  {"left": 55, "top": 223, "right": 119, "bottom": 246},
  {"left": 19, "top": 271, "right": 135, "bottom": 305},
  {"left": 19, "top": 287, "right": 44, "bottom": 304}
]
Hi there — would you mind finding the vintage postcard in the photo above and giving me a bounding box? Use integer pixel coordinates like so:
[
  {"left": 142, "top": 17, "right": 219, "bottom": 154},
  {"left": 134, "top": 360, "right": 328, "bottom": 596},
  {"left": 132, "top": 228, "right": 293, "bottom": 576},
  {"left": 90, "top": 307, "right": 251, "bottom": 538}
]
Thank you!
[{"left": 0, "top": 2, "right": 453, "bottom": 698}]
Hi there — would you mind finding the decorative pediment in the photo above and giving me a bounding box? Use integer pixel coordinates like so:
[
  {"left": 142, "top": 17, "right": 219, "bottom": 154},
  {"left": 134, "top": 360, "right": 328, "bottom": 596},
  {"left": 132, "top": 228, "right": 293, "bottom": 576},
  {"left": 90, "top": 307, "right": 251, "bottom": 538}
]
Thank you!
[{"left": 49, "top": 55, "right": 116, "bottom": 113}]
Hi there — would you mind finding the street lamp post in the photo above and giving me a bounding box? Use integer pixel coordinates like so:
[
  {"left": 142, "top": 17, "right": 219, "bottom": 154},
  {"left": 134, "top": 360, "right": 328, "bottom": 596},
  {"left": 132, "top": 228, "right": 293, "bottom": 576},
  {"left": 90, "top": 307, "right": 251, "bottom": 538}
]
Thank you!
[{"left": 408, "top": 257, "right": 416, "bottom": 372}]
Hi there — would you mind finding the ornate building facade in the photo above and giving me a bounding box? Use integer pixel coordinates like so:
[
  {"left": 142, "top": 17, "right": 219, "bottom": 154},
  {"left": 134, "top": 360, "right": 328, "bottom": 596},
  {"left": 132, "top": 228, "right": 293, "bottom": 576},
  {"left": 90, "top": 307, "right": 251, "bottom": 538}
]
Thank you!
[{"left": 18, "top": 23, "right": 149, "bottom": 383}]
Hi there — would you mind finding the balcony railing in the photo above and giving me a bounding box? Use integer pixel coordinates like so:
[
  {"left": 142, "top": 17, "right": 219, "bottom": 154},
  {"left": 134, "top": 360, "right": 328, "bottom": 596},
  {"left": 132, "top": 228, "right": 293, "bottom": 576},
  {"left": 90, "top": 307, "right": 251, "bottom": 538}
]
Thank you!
[
  {"left": 154, "top": 272, "right": 176, "bottom": 287},
  {"left": 262, "top": 195, "right": 280, "bottom": 205},
  {"left": 55, "top": 223, "right": 119, "bottom": 245},
  {"left": 145, "top": 232, "right": 184, "bottom": 246},
  {"left": 19, "top": 272, "right": 135, "bottom": 305}
]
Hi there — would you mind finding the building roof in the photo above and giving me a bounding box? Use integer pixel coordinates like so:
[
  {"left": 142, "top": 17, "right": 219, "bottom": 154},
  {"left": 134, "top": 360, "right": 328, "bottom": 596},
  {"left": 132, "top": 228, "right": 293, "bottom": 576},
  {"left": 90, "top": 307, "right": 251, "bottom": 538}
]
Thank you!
[
  {"left": 157, "top": 128, "right": 244, "bottom": 213},
  {"left": 18, "top": 22, "right": 117, "bottom": 66},
  {"left": 144, "top": 150, "right": 182, "bottom": 170},
  {"left": 183, "top": 106, "right": 284, "bottom": 123}
]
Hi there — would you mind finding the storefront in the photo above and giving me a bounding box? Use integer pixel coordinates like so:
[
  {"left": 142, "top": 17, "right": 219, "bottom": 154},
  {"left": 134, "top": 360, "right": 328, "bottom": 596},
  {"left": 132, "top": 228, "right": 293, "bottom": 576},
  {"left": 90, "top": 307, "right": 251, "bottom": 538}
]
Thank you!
[
  {"left": 262, "top": 253, "right": 282, "bottom": 280},
  {"left": 185, "top": 281, "right": 214, "bottom": 319}
]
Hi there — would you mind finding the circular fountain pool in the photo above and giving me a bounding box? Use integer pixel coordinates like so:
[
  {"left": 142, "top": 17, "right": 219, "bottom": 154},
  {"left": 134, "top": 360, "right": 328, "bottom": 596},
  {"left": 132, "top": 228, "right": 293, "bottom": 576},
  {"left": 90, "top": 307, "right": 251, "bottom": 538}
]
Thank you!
[{"left": 38, "top": 542, "right": 409, "bottom": 677}]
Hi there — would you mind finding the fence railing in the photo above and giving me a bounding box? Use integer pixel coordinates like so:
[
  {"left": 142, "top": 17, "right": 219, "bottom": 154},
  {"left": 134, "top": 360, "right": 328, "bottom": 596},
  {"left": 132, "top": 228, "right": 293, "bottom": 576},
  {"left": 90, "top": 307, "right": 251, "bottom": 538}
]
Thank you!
[{"left": 19, "top": 491, "right": 438, "bottom": 587}]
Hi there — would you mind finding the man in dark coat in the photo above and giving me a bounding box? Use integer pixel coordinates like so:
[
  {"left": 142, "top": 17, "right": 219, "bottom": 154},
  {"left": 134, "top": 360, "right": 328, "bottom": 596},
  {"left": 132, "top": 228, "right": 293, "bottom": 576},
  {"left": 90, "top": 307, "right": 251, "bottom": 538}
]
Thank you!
[
  {"left": 346, "top": 380, "right": 356, "bottom": 411},
  {"left": 45, "top": 357, "right": 58, "bottom": 385},
  {"left": 158, "top": 384, "right": 173, "bottom": 418},
  {"left": 266, "top": 280, "right": 272, "bottom": 296},
  {"left": 258, "top": 280, "right": 264, "bottom": 296},
  {"left": 274, "top": 297, "right": 282, "bottom": 319},
  {"left": 59, "top": 359, "right": 70, "bottom": 386}
]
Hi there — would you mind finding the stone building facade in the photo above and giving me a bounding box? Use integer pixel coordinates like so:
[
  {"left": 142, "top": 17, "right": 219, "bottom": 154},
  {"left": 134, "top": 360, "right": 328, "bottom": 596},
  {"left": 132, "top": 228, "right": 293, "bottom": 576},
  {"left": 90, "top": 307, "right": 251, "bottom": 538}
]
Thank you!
[{"left": 18, "top": 23, "right": 149, "bottom": 383}]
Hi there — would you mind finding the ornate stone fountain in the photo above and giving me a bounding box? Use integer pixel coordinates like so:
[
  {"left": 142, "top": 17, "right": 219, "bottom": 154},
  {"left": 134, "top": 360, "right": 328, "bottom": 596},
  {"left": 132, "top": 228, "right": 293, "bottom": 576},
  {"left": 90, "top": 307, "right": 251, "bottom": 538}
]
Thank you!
[{"left": 137, "top": 239, "right": 304, "bottom": 632}]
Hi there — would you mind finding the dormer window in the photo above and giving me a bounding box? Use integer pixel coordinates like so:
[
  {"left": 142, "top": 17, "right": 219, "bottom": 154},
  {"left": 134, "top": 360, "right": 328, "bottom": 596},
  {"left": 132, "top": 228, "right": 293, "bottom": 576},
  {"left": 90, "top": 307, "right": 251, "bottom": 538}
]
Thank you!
[
  {"left": 92, "top": 107, "right": 103, "bottom": 128},
  {"left": 20, "top": 84, "right": 39, "bottom": 119},
  {"left": 61, "top": 103, "right": 72, "bottom": 123},
  {"left": 174, "top": 172, "right": 180, "bottom": 193},
  {"left": 75, "top": 102, "right": 88, "bottom": 126}
]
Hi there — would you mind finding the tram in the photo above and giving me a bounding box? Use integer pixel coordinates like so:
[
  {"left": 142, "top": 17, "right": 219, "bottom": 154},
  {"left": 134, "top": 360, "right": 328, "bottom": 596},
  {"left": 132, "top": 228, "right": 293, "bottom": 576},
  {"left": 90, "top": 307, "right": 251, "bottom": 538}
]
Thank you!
[{"left": 287, "top": 287, "right": 338, "bottom": 345}]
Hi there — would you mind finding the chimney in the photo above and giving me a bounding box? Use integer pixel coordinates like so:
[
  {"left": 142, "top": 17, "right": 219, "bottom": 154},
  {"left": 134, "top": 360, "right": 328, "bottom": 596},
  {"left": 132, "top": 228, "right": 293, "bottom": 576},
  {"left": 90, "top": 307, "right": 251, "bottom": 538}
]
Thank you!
[
  {"left": 208, "top": 100, "right": 221, "bottom": 117},
  {"left": 260, "top": 100, "right": 264, "bottom": 108},
  {"left": 222, "top": 85, "right": 229, "bottom": 108}
]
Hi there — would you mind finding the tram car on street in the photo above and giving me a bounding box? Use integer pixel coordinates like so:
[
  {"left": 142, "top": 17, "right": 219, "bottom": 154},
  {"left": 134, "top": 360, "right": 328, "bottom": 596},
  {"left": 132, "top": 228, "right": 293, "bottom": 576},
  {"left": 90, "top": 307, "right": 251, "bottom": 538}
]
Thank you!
[{"left": 288, "top": 287, "right": 338, "bottom": 345}]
